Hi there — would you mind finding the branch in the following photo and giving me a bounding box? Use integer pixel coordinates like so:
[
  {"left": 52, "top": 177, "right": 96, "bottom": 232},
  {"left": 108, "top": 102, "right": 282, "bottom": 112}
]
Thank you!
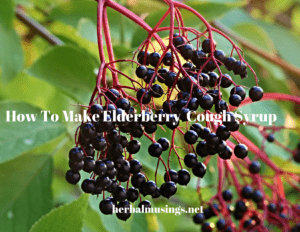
[
  {"left": 211, "top": 20, "right": 300, "bottom": 78},
  {"left": 15, "top": 7, "right": 63, "bottom": 46}
]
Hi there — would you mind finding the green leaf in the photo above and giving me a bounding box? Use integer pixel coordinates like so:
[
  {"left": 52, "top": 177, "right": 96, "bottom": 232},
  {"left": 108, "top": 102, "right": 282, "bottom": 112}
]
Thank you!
[
  {"left": 50, "top": 0, "right": 97, "bottom": 28},
  {"left": 0, "top": 0, "right": 14, "bottom": 28},
  {"left": 0, "top": 24, "right": 24, "bottom": 84},
  {"left": 77, "top": 18, "right": 97, "bottom": 43},
  {"left": 82, "top": 206, "right": 108, "bottom": 232},
  {"left": 27, "top": 45, "right": 98, "bottom": 103},
  {"left": 232, "top": 23, "right": 276, "bottom": 53},
  {"left": 183, "top": 0, "right": 246, "bottom": 22},
  {"left": 0, "top": 154, "right": 53, "bottom": 232},
  {"left": 219, "top": 9, "right": 300, "bottom": 68},
  {"left": 0, "top": 101, "right": 66, "bottom": 163},
  {"left": 29, "top": 194, "right": 89, "bottom": 232}
]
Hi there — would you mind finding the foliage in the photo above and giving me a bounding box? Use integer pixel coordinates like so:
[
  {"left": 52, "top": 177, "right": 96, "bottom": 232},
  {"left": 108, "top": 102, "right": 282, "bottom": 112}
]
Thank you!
[{"left": 0, "top": 0, "right": 299, "bottom": 231}]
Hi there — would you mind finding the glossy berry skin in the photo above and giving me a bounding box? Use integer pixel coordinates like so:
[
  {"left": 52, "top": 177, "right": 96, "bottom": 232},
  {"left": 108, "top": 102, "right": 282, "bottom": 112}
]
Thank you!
[
  {"left": 81, "top": 178, "right": 96, "bottom": 193},
  {"left": 164, "top": 170, "right": 178, "bottom": 183},
  {"left": 224, "top": 57, "right": 236, "bottom": 71},
  {"left": 94, "top": 161, "right": 107, "bottom": 176},
  {"left": 216, "top": 219, "right": 226, "bottom": 230},
  {"left": 252, "top": 190, "right": 263, "bottom": 203},
  {"left": 149, "top": 52, "right": 161, "bottom": 67},
  {"left": 196, "top": 141, "right": 209, "bottom": 158},
  {"left": 144, "top": 181, "right": 157, "bottom": 196},
  {"left": 157, "top": 68, "right": 167, "bottom": 83},
  {"left": 200, "top": 73, "right": 210, "bottom": 87},
  {"left": 268, "top": 203, "right": 277, "bottom": 213},
  {"left": 192, "top": 162, "right": 206, "bottom": 178},
  {"left": 184, "top": 130, "right": 198, "bottom": 144},
  {"left": 180, "top": 44, "right": 194, "bottom": 60},
  {"left": 229, "top": 94, "right": 242, "bottom": 107},
  {"left": 164, "top": 71, "right": 177, "bottom": 87},
  {"left": 113, "top": 186, "right": 127, "bottom": 202},
  {"left": 116, "top": 98, "right": 131, "bottom": 112},
  {"left": 99, "top": 198, "right": 115, "bottom": 215},
  {"left": 188, "top": 98, "right": 199, "bottom": 111},
  {"left": 144, "top": 68, "right": 157, "bottom": 84},
  {"left": 193, "top": 213, "right": 205, "bottom": 224},
  {"left": 160, "top": 181, "right": 177, "bottom": 198},
  {"left": 215, "top": 100, "right": 228, "bottom": 114},
  {"left": 117, "top": 160, "right": 131, "bottom": 174},
  {"left": 84, "top": 146, "right": 95, "bottom": 157},
  {"left": 202, "top": 39, "right": 215, "bottom": 53},
  {"left": 116, "top": 211, "right": 131, "bottom": 221},
  {"left": 249, "top": 86, "right": 263, "bottom": 102},
  {"left": 157, "top": 138, "right": 170, "bottom": 151},
  {"left": 92, "top": 136, "right": 107, "bottom": 151},
  {"left": 219, "top": 146, "right": 233, "bottom": 160},
  {"left": 228, "top": 120, "right": 239, "bottom": 132},
  {"left": 131, "top": 173, "right": 146, "bottom": 188},
  {"left": 139, "top": 200, "right": 151, "bottom": 211},
  {"left": 69, "top": 160, "right": 84, "bottom": 171},
  {"left": 83, "top": 156, "right": 96, "bottom": 173},
  {"left": 220, "top": 74, "right": 232, "bottom": 88},
  {"left": 96, "top": 176, "right": 112, "bottom": 189},
  {"left": 184, "top": 153, "right": 198, "bottom": 168},
  {"left": 126, "top": 187, "right": 139, "bottom": 202},
  {"left": 163, "top": 52, "right": 173, "bottom": 66},
  {"left": 127, "top": 140, "right": 141, "bottom": 154},
  {"left": 208, "top": 72, "right": 218, "bottom": 87},
  {"left": 216, "top": 125, "right": 230, "bottom": 141},
  {"left": 173, "top": 33, "right": 185, "bottom": 48},
  {"left": 230, "top": 86, "right": 246, "bottom": 100},
  {"left": 234, "top": 144, "right": 248, "bottom": 159},
  {"left": 120, "top": 135, "right": 129, "bottom": 148},
  {"left": 235, "top": 200, "right": 248, "bottom": 213},
  {"left": 249, "top": 161, "right": 261, "bottom": 174},
  {"left": 191, "top": 50, "right": 206, "bottom": 66},
  {"left": 69, "top": 147, "right": 84, "bottom": 162},
  {"left": 136, "top": 65, "right": 148, "bottom": 78},
  {"left": 206, "top": 133, "right": 219, "bottom": 147},
  {"left": 267, "top": 134, "right": 275, "bottom": 142},
  {"left": 137, "top": 88, "right": 151, "bottom": 104},
  {"left": 65, "top": 170, "right": 80, "bottom": 185},
  {"left": 129, "top": 159, "right": 142, "bottom": 174},
  {"left": 107, "top": 130, "right": 120, "bottom": 144},
  {"left": 241, "top": 186, "right": 254, "bottom": 199},
  {"left": 150, "top": 84, "right": 164, "bottom": 98},
  {"left": 222, "top": 190, "right": 233, "bottom": 201},
  {"left": 177, "top": 169, "right": 190, "bottom": 185},
  {"left": 190, "top": 123, "right": 203, "bottom": 137},
  {"left": 81, "top": 123, "right": 96, "bottom": 140},
  {"left": 137, "top": 51, "right": 150, "bottom": 65},
  {"left": 148, "top": 143, "right": 163, "bottom": 157},
  {"left": 90, "top": 104, "right": 103, "bottom": 116},
  {"left": 199, "top": 95, "right": 214, "bottom": 110}
]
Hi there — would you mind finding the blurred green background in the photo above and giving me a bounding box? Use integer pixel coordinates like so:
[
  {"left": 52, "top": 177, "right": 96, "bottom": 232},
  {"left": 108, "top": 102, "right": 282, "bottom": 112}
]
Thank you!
[{"left": 1, "top": 0, "right": 300, "bottom": 231}]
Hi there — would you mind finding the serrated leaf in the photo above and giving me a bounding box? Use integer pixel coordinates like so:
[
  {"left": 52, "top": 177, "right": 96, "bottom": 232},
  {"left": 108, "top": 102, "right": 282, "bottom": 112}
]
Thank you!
[
  {"left": 29, "top": 194, "right": 89, "bottom": 232},
  {"left": 0, "top": 154, "right": 53, "bottom": 232},
  {"left": 27, "top": 45, "right": 98, "bottom": 103},
  {"left": 0, "top": 101, "right": 66, "bottom": 163}
]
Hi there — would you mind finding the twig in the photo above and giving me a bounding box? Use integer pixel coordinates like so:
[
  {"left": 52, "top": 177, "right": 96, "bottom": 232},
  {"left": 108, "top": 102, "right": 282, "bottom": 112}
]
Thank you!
[{"left": 15, "top": 7, "right": 63, "bottom": 46}]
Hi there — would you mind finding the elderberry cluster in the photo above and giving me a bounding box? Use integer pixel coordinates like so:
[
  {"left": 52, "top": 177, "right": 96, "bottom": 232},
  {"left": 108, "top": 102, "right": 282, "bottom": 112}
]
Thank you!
[{"left": 65, "top": 33, "right": 266, "bottom": 222}]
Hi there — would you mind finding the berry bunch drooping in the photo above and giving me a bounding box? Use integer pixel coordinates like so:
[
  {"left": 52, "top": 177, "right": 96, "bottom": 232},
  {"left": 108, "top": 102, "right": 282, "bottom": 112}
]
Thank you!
[{"left": 63, "top": 0, "right": 300, "bottom": 229}]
